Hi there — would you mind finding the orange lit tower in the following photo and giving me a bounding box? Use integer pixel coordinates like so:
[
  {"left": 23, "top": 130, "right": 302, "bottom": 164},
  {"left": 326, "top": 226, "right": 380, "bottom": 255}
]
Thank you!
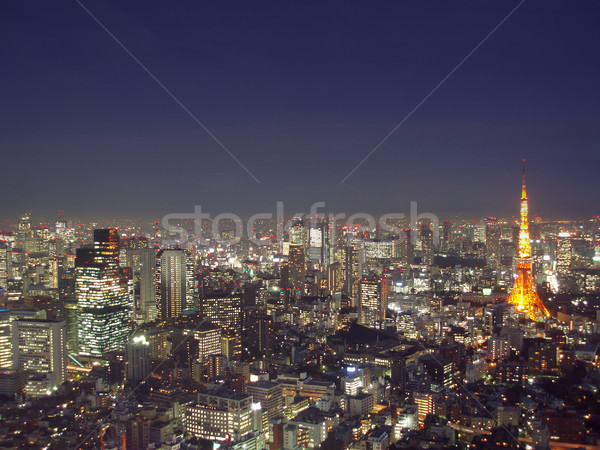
[{"left": 507, "top": 160, "right": 550, "bottom": 320}]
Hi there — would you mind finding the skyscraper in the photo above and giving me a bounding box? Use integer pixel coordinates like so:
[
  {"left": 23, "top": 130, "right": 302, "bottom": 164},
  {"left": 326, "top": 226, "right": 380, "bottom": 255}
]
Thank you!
[
  {"left": 0, "top": 309, "right": 12, "bottom": 368},
  {"left": 556, "top": 232, "right": 572, "bottom": 275},
  {"left": 507, "top": 162, "right": 550, "bottom": 320},
  {"left": 308, "top": 219, "right": 330, "bottom": 269},
  {"left": 76, "top": 229, "right": 130, "bottom": 358},
  {"left": 420, "top": 221, "right": 434, "bottom": 266},
  {"left": 486, "top": 217, "right": 501, "bottom": 269},
  {"left": 289, "top": 220, "right": 307, "bottom": 248},
  {"left": 125, "top": 335, "right": 151, "bottom": 382},
  {"left": 358, "top": 276, "right": 389, "bottom": 327},
  {"left": 345, "top": 242, "right": 362, "bottom": 299},
  {"left": 247, "top": 313, "right": 274, "bottom": 356},
  {"left": 157, "top": 249, "right": 187, "bottom": 320},
  {"left": 139, "top": 247, "right": 157, "bottom": 323},
  {"left": 288, "top": 244, "right": 305, "bottom": 299},
  {"left": 442, "top": 220, "right": 453, "bottom": 250}
]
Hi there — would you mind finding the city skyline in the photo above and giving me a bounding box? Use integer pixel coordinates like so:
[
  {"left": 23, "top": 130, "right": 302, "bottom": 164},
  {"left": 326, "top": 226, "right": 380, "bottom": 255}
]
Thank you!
[{"left": 2, "top": 2, "right": 600, "bottom": 449}]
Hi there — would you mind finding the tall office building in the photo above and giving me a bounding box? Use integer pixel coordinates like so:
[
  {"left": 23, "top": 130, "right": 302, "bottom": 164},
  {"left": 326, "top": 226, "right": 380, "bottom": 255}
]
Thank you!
[
  {"left": 194, "top": 322, "right": 222, "bottom": 364},
  {"left": 139, "top": 247, "right": 157, "bottom": 322},
  {"left": 420, "top": 222, "right": 434, "bottom": 266},
  {"left": 442, "top": 220, "right": 453, "bottom": 250},
  {"left": 125, "top": 335, "right": 151, "bottom": 382},
  {"left": 247, "top": 313, "right": 274, "bottom": 356},
  {"left": 345, "top": 242, "right": 363, "bottom": 299},
  {"left": 289, "top": 220, "right": 307, "bottom": 248},
  {"left": 556, "top": 232, "right": 572, "bottom": 275},
  {"left": 486, "top": 217, "right": 501, "bottom": 269},
  {"left": 403, "top": 228, "right": 415, "bottom": 266},
  {"left": 12, "top": 319, "right": 67, "bottom": 388},
  {"left": 208, "top": 354, "right": 228, "bottom": 378},
  {"left": 288, "top": 244, "right": 305, "bottom": 298},
  {"left": 0, "top": 310, "right": 12, "bottom": 368},
  {"left": 76, "top": 229, "right": 130, "bottom": 358},
  {"left": 358, "top": 276, "right": 389, "bottom": 327},
  {"left": 308, "top": 219, "right": 330, "bottom": 269},
  {"left": 221, "top": 329, "right": 242, "bottom": 360},
  {"left": 0, "top": 243, "right": 11, "bottom": 287},
  {"left": 157, "top": 249, "right": 187, "bottom": 320}
]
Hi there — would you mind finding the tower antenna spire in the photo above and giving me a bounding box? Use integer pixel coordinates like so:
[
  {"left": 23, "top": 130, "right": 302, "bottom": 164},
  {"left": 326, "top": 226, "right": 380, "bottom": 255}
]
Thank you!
[{"left": 521, "top": 158, "right": 527, "bottom": 199}]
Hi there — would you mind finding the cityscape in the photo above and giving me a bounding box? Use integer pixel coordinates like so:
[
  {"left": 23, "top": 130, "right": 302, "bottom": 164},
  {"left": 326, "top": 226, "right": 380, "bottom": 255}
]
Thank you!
[
  {"left": 1, "top": 167, "right": 600, "bottom": 449},
  {"left": 2, "top": 2, "right": 600, "bottom": 450}
]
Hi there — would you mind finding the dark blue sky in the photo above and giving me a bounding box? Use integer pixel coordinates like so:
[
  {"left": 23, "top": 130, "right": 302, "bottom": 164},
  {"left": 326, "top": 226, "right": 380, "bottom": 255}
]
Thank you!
[{"left": 1, "top": 1, "right": 599, "bottom": 220}]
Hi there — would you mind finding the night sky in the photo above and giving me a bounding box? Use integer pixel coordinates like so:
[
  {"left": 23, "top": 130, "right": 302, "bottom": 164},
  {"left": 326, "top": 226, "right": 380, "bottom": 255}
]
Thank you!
[{"left": 1, "top": 1, "right": 599, "bottom": 221}]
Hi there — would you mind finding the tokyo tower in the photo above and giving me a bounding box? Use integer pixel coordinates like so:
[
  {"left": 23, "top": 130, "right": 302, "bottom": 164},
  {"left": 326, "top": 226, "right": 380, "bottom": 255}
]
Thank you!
[{"left": 507, "top": 160, "right": 550, "bottom": 320}]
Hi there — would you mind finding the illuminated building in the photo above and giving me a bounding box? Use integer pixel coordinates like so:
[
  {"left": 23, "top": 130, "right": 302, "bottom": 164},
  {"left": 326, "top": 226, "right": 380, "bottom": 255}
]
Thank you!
[
  {"left": 485, "top": 216, "right": 500, "bottom": 269},
  {"left": 556, "top": 232, "right": 572, "bottom": 275},
  {"left": 185, "top": 391, "right": 254, "bottom": 442},
  {"left": 139, "top": 247, "right": 157, "bottom": 322},
  {"left": 283, "top": 412, "right": 330, "bottom": 449},
  {"left": 394, "top": 405, "right": 418, "bottom": 439},
  {"left": 489, "top": 335, "right": 510, "bottom": 361},
  {"left": 289, "top": 220, "right": 307, "bottom": 247},
  {"left": 194, "top": 322, "right": 222, "bottom": 364},
  {"left": 308, "top": 219, "right": 331, "bottom": 269},
  {"left": 342, "top": 370, "right": 363, "bottom": 396},
  {"left": 420, "top": 221, "right": 434, "bottom": 266},
  {"left": 221, "top": 329, "right": 242, "bottom": 360},
  {"left": 507, "top": 162, "right": 550, "bottom": 320},
  {"left": 364, "top": 239, "right": 394, "bottom": 260},
  {"left": 0, "top": 370, "right": 27, "bottom": 398},
  {"left": 528, "top": 339, "right": 558, "bottom": 372},
  {"left": 358, "top": 276, "right": 388, "bottom": 327},
  {"left": 247, "top": 313, "right": 274, "bottom": 356},
  {"left": 125, "top": 335, "right": 151, "bottom": 382},
  {"left": 246, "top": 380, "right": 283, "bottom": 421},
  {"left": 288, "top": 244, "right": 305, "bottom": 298},
  {"left": 345, "top": 242, "right": 363, "bottom": 299},
  {"left": 156, "top": 249, "right": 187, "bottom": 320},
  {"left": 208, "top": 354, "right": 227, "bottom": 378},
  {"left": 12, "top": 318, "right": 67, "bottom": 389},
  {"left": 473, "top": 223, "right": 486, "bottom": 243},
  {"left": 419, "top": 354, "right": 458, "bottom": 389},
  {"left": 147, "top": 328, "right": 171, "bottom": 359},
  {"left": 358, "top": 428, "right": 390, "bottom": 450},
  {"left": 495, "top": 361, "right": 528, "bottom": 385},
  {"left": 199, "top": 293, "right": 242, "bottom": 334},
  {"left": 349, "top": 392, "right": 374, "bottom": 417},
  {"left": 413, "top": 390, "right": 434, "bottom": 424},
  {"left": 0, "top": 243, "right": 10, "bottom": 285},
  {"left": 327, "top": 262, "right": 343, "bottom": 294},
  {"left": 0, "top": 310, "right": 11, "bottom": 368},
  {"left": 76, "top": 229, "right": 130, "bottom": 358},
  {"left": 442, "top": 220, "right": 453, "bottom": 250}
]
